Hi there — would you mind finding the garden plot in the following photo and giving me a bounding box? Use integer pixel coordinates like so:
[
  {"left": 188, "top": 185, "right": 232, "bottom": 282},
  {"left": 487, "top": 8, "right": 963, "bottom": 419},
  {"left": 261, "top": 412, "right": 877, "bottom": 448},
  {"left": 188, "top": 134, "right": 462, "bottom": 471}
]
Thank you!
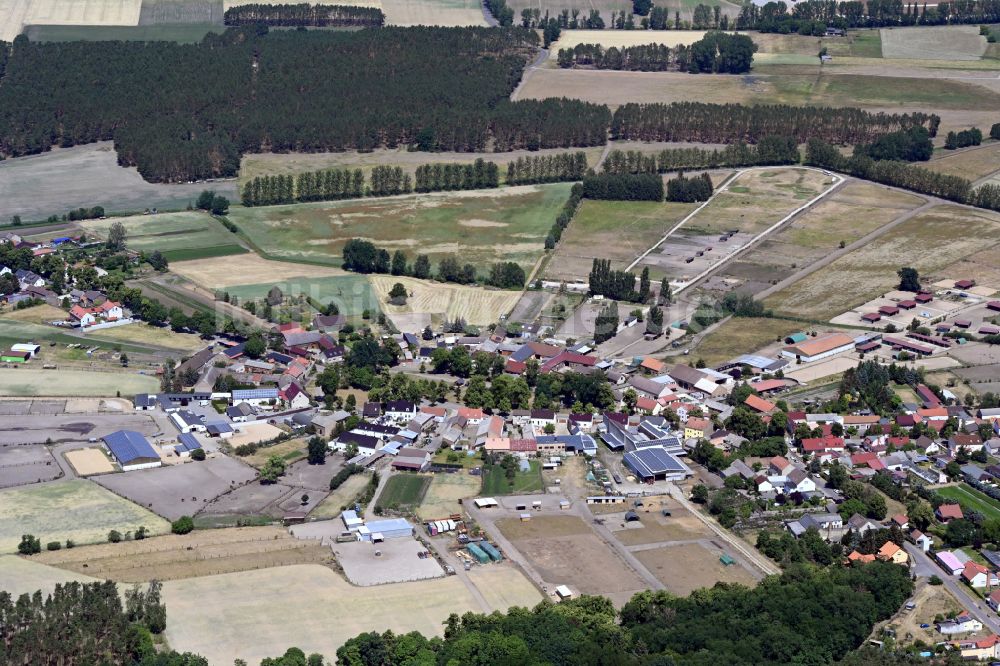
[
  {"left": 0, "top": 479, "right": 169, "bottom": 552},
  {"left": 93, "top": 455, "right": 258, "bottom": 520},
  {"left": 880, "top": 26, "right": 987, "bottom": 61},
  {"left": 765, "top": 204, "right": 1000, "bottom": 321},
  {"left": 161, "top": 564, "right": 514, "bottom": 664},
  {"left": 228, "top": 184, "right": 570, "bottom": 273},
  {"left": 370, "top": 275, "right": 521, "bottom": 328},
  {"left": 225, "top": 274, "right": 379, "bottom": 320}
]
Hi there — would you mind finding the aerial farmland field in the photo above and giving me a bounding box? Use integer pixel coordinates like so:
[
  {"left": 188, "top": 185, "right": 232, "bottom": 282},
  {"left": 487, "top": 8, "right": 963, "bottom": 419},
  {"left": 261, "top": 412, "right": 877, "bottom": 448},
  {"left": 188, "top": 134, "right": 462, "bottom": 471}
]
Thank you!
[
  {"left": 928, "top": 143, "right": 1000, "bottom": 183},
  {"left": 0, "top": 479, "right": 169, "bottom": 552},
  {"left": 0, "top": 143, "right": 238, "bottom": 222},
  {"left": 764, "top": 204, "right": 1000, "bottom": 320},
  {"left": 721, "top": 181, "right": 925, "bottom": 289},
  {"left": 79, "top": 211, "right": 246, "bottom": 262},
  {"left": 229, "top": 183, "right": 571, "bottom": 272},
  {"left": 371, "top": 275, "right": 522, "bottom": 327},
  {"left": 880, "top": 25, "right": 987, "bottom": 61},
  {"left": 380, "top": 0, "right": 484, "bottom": 26},
  {"left": 226, "top": 274, "right": 380, "bottom": 320},
  {"left": 0, "top": 369, "right": 159, "bottom": 397},
  {"left": 545, "top": 199, "right": 698, "bottom": 281},
  {"left": 161, "top": 564, "right": 533, "bottom": 663}
]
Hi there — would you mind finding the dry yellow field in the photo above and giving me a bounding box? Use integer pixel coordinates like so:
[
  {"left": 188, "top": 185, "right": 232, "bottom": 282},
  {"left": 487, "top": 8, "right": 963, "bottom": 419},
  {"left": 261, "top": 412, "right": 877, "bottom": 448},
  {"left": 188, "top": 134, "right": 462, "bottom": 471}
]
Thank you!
[
  {"left": 416, "top": 472, "right": 480, "bottom": 520},
  {"left": 0, "top": 0, "right": 141, "bottom": 41},
  {"left": 162, "top": 564, "right": 532, "bottom": 664},
  {"left": 0, "top": 303, "right": 66, "bottom": 324},
  {"left": 228, "top": 422, "right": 285, "bottom": 447},
  {"left": 468, "top": 565, "right": 543, "bottom": 610},
  {"left": 311, "top": 473, "right": 370, "bottom": 518},
  {"left": 169, "top": 254, "right": 346, "bottom": 290},
  {"left": 880, "top": 25, "right": 987, "bottom": 61},
  {"left": 85, "top": 323, "right": 206, "bottom": 353},
  {"left": 0, "top": 555, "right": 97, "bottom": 599},
  {"left": 64, "top": 448, "right": 116, "bottom": 476},
  {"left": 929, "top": 144, "right": 1000, "bottom": 182},
  {"left": 370, "top": 275, "right": 521, "bottom": 326},
  {"left": 381, "top": 0, "right": 485, "bottom": 26},
  {"left": 765, "top": 204, "right": 1000, "bottom": 320}
]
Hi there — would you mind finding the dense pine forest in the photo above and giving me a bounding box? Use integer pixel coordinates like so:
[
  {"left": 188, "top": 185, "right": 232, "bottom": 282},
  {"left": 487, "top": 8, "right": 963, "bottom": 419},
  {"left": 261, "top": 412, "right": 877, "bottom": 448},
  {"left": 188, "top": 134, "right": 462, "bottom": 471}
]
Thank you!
[
  {"left": 0, "top": 28, "right": 604, "bottom": 182},
  {"left": 223, "top": 4, "right": 385, "bottom": 27},
  {"left": 610, "top": 102, "right": 940, "bottom": 145}
]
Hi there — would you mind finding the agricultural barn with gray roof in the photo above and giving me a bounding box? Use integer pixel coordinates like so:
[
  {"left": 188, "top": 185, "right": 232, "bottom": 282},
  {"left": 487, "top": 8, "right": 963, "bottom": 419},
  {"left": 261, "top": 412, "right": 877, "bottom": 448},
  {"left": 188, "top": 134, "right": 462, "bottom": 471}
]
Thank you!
[{"left": 103, "top": 430, "right": 161, "bottom": 471}]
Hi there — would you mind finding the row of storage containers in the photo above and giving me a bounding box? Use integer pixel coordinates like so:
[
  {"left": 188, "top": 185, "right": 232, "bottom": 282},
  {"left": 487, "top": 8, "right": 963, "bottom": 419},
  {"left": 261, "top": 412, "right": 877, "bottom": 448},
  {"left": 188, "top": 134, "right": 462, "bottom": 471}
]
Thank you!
[
  {"left": 426, "top": 519, "right": 457, "bottom": 536},
  {"left": 467, "top": 542, "right": 503, "bottom": 564}
]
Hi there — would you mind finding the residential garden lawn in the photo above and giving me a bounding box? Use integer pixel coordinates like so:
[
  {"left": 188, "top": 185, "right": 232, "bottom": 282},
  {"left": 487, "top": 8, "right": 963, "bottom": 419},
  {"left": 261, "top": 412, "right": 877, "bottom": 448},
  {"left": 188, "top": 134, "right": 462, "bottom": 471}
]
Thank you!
[
  {"left": 690, "top": 317, "right": 800, "bottom": 367},
  {"left": 0, "top": 479, "right": 170, "bottom": 553},
  {"left": 545, "top": 199, "right": 698, "bottom": 281},
  {"left": 482, "top": 460, "right": 543, "bottom": 495},
  {"left": 431, "top": 448, "right": 481, "bottom": 469},
  {"left": 241, "top": 438, "right": 308, "bottom": 469},
  {"left": 227, "top": 183, "right": 572, "bottom": 273},
  {"left": 936, "top": 483, "right": 1000, "bottom": 520},
  {"left": 376, "top": 474, "right": 432, "bottom": 509},
  {"left": 79, "top": 211, "right": 247, "bottom": 262},
  {"left": 765, "top": 204, "right": 1000, "bottom": 321}
]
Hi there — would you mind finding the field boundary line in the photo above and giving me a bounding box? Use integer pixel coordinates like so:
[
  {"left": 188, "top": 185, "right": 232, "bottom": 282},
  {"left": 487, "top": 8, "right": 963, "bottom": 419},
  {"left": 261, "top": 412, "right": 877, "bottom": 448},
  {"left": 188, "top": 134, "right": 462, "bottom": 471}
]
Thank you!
[
  {"left": 672, "top": 168, "right": 846, "bottom": 297},
  {"left": 623, "top": 169, "right": 743, "bottom": 274}
]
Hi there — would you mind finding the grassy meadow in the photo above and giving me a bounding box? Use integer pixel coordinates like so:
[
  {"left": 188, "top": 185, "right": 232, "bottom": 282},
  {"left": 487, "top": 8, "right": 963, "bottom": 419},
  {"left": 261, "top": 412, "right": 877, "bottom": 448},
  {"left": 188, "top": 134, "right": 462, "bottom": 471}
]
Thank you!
[
  {"left": 80, "top": 211, "right": 247, "bottom": 261},
  {"left": 229, "top": 183, "right": 572, "bottom": 272}
]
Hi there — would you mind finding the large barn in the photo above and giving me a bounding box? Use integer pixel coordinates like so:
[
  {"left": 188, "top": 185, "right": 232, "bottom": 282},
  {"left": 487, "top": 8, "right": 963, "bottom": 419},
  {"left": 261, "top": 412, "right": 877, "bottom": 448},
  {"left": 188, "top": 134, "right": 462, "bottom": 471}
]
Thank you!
[{"left": 102, "top": 430, "right": 161, "bottom": 471}]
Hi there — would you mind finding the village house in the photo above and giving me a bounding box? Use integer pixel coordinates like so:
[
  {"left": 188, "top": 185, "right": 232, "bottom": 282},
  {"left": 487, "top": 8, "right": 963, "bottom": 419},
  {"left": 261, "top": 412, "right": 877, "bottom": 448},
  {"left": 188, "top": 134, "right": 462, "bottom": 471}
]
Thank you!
[
  {"left": 876, "top": 541, "right": 908, "bottom": 565},
  {"left": 68, "top": 300, "right": 124, "bottom": 328}
]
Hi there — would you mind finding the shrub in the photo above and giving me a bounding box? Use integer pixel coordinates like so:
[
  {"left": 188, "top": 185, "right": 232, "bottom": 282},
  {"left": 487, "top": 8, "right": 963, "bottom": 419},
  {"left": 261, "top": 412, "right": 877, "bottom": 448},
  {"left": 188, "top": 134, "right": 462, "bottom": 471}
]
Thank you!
[
  {"left": 171, "top": 516, "right": 195, "bottom": 535},
  {"left": 190, "top": 448, "right": 206, "bottom": 461},
  {"left": 929, "top": 575, "right": 943, "bottom": 586},
  {"left": 46, "top": 541, "right": 61, "bottom": 551},
  {"left": 107, "top": 530, "right": 122, "bottom": 543},
  {"left": 18, "top": 534, "right": 41, "bottom": 555}
]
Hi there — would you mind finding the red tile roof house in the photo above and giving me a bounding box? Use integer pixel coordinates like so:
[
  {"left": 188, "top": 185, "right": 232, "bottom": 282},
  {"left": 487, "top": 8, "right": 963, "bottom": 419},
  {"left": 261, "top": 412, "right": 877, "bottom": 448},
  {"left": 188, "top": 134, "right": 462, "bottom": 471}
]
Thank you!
[
  {"left": 879, "top": 305, "right": 900, "bottom": 316},
  {"left": 744, "top": 394, "right": 776, "bottom": 414},
  {"left": 68, "top": 300, "right": 124, "bottom": 328},
  {"left": 861, "top": 312, "right": 881, "bottom": 324},
  {"left": 954, "top": 279, "right": 976, "bottom": 290},
  {"left": 916, "top": 291, "right": 934, "bottom": 303},
  {"left": 988, "top": 300, "right": 1000, "bottom": 313},
  {"left": 801, "top": 436, "right": 845, "bottom": 454},
  {"left": 936, "top": 503, "right": 964, "bottom": 522}
]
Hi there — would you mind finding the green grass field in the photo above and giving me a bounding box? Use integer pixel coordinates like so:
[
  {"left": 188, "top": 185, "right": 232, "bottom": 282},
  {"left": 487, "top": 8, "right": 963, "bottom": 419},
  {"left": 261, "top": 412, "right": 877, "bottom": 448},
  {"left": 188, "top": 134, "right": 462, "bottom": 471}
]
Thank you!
[
  {"left": 936, "top": 484, "right": 1000, "bottom": 520},
  {"left": 482, "top": 460, "right": 543, "bottom": 495},
  {"left": 376, "top": 474, "right": 432, "bottom": 509},
  {"left": 228, "top": 183, "right": 572, "bottom": 273},
  {"left": 25, "top": 23, "right": 219, "bottom": 43},
  {"left": 0, "top": 368, "right": 159, "bottom": 397},
  {"left": 0, "top": 479, "right": 170, "bottom": 552},
  {"left": 0, "top": 318, "right": 157, "bottom": 355},
  {"left": 224, "top": 274, "right": 378, "bottom": 319},
  {"left": 80, "top": 211, "right": 247, "bottom": 262}
]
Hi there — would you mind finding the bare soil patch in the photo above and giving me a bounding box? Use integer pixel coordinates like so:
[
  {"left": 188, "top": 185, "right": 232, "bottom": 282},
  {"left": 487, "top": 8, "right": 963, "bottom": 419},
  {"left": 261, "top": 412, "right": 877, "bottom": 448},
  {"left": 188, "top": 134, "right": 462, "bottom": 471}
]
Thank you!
[
  {"left": 634, "top": 542, "right": 758, "bottom": 595},
  {"left": 64, "top": 447, "right": 115, "bottom": 476}
]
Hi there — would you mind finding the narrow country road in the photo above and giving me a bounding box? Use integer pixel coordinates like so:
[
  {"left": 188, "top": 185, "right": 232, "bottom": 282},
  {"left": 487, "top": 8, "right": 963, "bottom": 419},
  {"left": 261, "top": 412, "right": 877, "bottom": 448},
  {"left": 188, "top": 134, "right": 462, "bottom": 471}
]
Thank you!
[{"left": 905, "top": 543, "right": 1000, "bottom": 635}]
